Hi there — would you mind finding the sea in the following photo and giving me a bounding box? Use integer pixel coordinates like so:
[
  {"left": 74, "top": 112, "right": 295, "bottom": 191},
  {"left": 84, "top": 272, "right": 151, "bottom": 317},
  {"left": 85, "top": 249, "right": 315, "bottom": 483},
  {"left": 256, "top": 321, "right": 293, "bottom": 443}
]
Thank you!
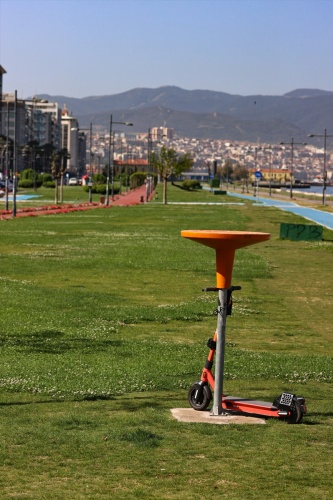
[{"left": 295, "top": 185, "right": 333, "bottom": 196}]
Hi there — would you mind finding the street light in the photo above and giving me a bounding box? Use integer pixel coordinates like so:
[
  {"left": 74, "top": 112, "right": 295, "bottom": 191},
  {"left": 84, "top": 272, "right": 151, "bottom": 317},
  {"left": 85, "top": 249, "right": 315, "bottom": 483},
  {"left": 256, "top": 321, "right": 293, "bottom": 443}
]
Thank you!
[
  {"left": 280, "top": 138, "right": 307, "bottom": 199},
  {"left": 106, "top": 115, "right": 133, "bottom": 206},
  {"left": 308, "top": 129, "right": 333, "bottom": 206}
]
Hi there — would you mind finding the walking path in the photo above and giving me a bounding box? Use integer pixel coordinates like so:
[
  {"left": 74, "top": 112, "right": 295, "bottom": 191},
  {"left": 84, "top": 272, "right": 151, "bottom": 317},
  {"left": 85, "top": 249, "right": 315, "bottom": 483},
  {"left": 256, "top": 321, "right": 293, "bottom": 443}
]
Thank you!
[
  {"left": 0, "top": 185, "right": 148, "bottom": 220},
  {"left": 227, "top": 191, "right": 333, "bottom": 230}
]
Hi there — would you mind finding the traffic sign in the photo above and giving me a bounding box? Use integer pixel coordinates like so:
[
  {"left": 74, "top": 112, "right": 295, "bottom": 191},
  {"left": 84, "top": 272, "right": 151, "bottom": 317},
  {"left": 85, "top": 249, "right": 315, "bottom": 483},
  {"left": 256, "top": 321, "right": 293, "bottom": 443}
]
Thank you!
[{"left": 255, "top": 171, "right": 262, "bottom": 179}]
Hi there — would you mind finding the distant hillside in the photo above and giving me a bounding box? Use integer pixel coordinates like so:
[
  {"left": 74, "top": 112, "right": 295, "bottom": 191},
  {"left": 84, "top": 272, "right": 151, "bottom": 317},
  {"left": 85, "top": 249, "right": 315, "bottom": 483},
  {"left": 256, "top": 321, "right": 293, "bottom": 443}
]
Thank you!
[{"left": 34, "top": 86, "right": 333, "bottom": 142}]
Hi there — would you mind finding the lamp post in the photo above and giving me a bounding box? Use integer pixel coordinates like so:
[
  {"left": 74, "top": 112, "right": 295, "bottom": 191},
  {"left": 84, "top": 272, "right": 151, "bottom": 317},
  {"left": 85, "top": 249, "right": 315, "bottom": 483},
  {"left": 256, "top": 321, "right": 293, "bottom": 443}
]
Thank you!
[
  {"left": 308, "top": 129, "right": 333, "bottom": 206},
  {"left": 12, "top": 90, "right": 18, "bottom": 218},
  {"left": 87, "top": 123, "right": 92, "bottom": 202},
  {"left": 280, "top": 138, "right": 307, "bottom": 199},
  {"left": 106, "top": 115, "right": 133, "bottom": 206}
]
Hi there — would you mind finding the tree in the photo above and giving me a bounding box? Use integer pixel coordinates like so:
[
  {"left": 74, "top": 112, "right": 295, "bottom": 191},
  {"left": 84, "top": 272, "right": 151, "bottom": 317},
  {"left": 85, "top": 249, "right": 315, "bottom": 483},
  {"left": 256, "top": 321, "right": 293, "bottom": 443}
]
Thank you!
[
  {"left": 149, "top": 146, "right": 193, "bottom": 204},
  {"left": 222, "top": 159, "right": 234, "bottom": 184},
  {"left": 233, "top": 162, "right": 250, "bottom": 192},
  {"left": 0, "top": 135, "right": 14, "bottom": 180},
  {"left": 51, "top": 149, "right": 70, "bottom": 203}
]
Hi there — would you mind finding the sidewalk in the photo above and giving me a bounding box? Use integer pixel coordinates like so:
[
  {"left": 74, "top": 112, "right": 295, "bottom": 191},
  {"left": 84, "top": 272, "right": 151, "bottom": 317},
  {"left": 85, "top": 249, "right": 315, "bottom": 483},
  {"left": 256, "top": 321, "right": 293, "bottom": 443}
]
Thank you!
[{"left": 0, "top": 184, "right": 150, "bottom": 220}]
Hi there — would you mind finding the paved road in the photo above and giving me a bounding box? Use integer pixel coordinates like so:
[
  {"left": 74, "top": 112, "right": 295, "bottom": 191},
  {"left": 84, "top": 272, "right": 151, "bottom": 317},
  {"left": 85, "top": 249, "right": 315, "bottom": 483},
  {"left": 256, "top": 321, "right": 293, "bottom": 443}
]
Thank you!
[{"left": 227, "top": 192, "right": 333, "bottom": 230}]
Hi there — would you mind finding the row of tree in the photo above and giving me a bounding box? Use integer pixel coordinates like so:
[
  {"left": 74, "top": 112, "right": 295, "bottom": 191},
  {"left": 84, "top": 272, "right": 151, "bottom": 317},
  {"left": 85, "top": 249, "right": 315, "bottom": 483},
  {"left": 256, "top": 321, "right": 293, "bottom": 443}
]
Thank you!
[{"left": 1, "top": 137, "right": 252, "bottom": 205}]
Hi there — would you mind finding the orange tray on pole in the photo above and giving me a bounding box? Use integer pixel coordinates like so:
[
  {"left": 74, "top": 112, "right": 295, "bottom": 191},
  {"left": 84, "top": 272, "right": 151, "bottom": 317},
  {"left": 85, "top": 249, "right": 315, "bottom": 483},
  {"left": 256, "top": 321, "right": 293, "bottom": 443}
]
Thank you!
[{"left": 181, "top": 230, "right": 271, "bottom": 288}]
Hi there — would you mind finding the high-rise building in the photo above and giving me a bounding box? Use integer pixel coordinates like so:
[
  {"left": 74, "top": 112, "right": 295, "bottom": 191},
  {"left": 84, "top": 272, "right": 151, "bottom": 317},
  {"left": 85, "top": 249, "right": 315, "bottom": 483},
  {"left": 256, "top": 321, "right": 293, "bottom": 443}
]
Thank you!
[
  {"left": 2, "top": 92, "right": 26, "bottom": 152},
  {"left": 61, "top": 104, "right": 79, "bottom": 173},
  {"left": 0, "top": 65, "right": 7, "bottom": 136},
  {"left": 25, "top": 97, "right": 61, "bottom": 149},
  {"left": 1, "top": 93, "right": 61, "bottom": 173},
  {"left": 151, "top": 127, "right": 174, "bottom": 141}
]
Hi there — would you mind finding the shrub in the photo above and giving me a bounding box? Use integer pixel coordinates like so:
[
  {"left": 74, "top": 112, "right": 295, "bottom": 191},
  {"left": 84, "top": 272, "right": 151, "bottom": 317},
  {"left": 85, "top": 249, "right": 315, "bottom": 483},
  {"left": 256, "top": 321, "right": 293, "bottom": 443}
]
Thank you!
[
  {"left": 181, "top": 180, "right": 202, "bottom": 190},
  {"left": 18, "top": 169, "right": 43, "bottom": 188},
  {"left": 130, "top": 172, "right": 146, "bottom": 188},
  {"left": 20, "top": 168, "right": 34, "bottom": 180},
  {"left": 43, "top": 181, "right": 56, "bottom": 188},
  {"left": 83, "top": 184, "right": 120, "bottom": 195},
  {"left": 92, "top": 173, "right": 106, "bottom": 184},
  {"left": 41, "top": 173, "right": 53, "bottom": 185},
  {"left": 210, "top": 178, "right": 220, "bottom": 188},
  {"left": 18, "top": 179, "right": 34, "bottom": 188}
]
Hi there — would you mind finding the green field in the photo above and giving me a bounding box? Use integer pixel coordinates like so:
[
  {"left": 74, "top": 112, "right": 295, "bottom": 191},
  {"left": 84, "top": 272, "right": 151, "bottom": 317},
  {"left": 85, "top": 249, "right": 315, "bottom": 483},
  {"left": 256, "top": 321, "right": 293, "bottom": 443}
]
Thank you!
[{"left": 0, "top": 184, "right": 332, "bottom": 499}]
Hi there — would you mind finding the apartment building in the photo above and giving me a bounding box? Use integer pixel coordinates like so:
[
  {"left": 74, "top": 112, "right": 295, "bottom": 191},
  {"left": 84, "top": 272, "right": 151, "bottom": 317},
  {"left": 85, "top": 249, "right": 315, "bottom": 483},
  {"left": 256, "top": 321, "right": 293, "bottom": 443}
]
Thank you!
[
  {"left": 151, "top": 127, "right": 174, "bottom": 141},
  {"left": 25, "top": 98, "right": 62, "bottom": 149},
  {"left": 0, "top": 65, "right": 6, "bottom": 136},
  {"left": 61, "top": 104, "right": 79, "bottom": 173}
]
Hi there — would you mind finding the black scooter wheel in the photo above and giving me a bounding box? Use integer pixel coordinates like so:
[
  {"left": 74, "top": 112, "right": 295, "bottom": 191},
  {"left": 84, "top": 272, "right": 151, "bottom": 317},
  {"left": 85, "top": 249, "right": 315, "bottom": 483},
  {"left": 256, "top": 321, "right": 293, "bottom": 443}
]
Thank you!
[
  {"left": 273, "top": 395, "right": 303, "bottom": 424},
  {"left": 188, "top": 383, "right": 212, "bottom": 411}
]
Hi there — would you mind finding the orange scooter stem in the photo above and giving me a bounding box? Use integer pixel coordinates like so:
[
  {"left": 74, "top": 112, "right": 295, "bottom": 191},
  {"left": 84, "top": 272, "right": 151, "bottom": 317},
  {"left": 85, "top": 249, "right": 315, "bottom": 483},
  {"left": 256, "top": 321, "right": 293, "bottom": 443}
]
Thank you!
[{"left": 181, "top": 230, "right": 270, "bottom": 415}]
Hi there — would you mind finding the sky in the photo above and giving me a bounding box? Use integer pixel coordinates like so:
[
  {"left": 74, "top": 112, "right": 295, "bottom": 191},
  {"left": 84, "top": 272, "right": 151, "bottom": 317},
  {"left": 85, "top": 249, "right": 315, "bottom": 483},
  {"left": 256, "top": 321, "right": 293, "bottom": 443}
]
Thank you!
[{"left": 0, "top": 0, "right": 333, "bottom": 99}]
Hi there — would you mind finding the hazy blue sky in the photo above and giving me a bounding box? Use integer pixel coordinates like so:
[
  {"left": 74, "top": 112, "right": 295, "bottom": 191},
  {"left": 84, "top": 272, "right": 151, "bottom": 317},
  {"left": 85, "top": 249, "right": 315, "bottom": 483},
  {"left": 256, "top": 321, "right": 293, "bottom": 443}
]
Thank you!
[{"left": 0, "top": 0, "right": 332, "bottom": 98}]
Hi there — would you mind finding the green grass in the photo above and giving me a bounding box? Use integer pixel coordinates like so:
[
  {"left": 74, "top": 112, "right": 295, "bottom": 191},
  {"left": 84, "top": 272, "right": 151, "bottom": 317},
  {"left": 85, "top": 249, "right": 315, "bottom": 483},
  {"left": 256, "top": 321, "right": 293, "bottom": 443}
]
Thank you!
[{"left": 0, "top": 183, "right": 332, "bottom": 498}]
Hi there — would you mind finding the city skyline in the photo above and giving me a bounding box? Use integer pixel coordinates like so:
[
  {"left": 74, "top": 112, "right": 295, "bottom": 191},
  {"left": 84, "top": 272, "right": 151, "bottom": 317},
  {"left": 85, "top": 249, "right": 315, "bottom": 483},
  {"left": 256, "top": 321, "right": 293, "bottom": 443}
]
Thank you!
[{"left": 0, "top": 0, "right": 333, "bottom": 99}]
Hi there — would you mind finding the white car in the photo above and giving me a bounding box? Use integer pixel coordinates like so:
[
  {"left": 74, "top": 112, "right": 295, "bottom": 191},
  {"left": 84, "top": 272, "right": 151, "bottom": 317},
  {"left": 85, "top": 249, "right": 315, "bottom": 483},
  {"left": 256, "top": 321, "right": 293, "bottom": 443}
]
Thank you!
[{"left": 68, "top": 178, "right": 78, "bottom": 186}]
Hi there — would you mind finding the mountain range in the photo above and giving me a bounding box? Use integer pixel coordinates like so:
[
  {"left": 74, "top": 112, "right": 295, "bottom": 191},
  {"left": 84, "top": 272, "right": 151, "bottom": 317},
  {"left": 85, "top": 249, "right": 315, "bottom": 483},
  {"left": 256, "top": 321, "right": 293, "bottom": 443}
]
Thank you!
[{"left": 35, "top": 86, "right": 333, "bottom": 144}]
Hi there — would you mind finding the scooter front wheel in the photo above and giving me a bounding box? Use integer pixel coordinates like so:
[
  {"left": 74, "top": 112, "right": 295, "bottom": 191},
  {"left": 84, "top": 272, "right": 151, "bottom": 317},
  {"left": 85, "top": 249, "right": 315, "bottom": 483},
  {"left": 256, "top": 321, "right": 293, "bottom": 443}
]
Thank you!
[
  {"left": 285, "top": 398, "right": 303, "bottom": 424},
  {"left": 188, "top": 383, "right": 212, "bottom": 411},
  {"left": 273, "top": 394, "right": 303, "bottom": 424}
]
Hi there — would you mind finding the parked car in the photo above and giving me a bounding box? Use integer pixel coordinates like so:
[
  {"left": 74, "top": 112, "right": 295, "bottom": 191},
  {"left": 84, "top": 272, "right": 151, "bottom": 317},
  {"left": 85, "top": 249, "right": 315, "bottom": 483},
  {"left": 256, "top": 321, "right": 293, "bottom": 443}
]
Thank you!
[
  {"left": 68, "top": 178, "right": 78, "bottom": 186},
  {"left": 0, "top": 180, "right": 13, "bottom": 191}
]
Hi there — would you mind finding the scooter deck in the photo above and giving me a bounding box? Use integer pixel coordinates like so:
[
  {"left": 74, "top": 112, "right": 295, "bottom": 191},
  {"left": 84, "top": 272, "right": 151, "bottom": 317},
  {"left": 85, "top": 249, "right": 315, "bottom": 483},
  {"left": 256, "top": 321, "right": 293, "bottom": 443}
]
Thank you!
[{"left": 223, "top": 396, "right": 279, "bottom": 417}]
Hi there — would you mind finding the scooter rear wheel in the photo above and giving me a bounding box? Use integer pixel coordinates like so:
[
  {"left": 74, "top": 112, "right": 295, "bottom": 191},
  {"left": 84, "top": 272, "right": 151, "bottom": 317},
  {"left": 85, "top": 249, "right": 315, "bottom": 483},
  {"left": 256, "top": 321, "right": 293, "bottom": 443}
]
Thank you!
[{"left": 188, "top": 383, "right": 212, "bottom": 411}]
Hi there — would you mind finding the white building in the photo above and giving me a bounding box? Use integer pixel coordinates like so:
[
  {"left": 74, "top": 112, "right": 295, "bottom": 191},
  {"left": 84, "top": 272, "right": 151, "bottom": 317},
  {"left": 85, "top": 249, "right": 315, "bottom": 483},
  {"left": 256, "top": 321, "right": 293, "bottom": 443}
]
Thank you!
[
  {"left": 151, "top": 127, "right": 174, "bottom": 141},
  {"left": 61, "top": 104, "right": 79, "bottom": 173},
  {"left": 25, "top": 98, "right": 61, "bottom": 149}
]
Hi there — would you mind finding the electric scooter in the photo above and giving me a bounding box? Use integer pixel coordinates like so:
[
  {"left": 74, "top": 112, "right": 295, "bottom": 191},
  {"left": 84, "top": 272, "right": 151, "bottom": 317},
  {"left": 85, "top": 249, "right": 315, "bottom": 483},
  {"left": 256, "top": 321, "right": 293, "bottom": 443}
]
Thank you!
[{"left": 188, "top": 286, "right": 307, "bottom": 423}]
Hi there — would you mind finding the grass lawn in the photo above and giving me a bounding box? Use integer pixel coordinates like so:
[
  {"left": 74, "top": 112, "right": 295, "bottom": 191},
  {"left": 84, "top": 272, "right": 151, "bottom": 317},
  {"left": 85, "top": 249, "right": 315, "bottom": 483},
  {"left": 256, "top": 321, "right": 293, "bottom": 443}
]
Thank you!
[{"left": 0, "top": 184, "right": 332, "bottom": 499}]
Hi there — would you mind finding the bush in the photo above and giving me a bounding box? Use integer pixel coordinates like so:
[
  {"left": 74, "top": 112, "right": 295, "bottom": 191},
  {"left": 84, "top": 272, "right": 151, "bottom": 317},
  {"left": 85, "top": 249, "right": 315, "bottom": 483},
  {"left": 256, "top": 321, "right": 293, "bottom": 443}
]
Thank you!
[
  {"left": 181, "top": 180, "right": 202, "bottom": 190},
  {"left": 20, "top": 168, "right": 34, "bottom": 180},
  {"left": 18, "top": 169, "right": 43, "bottom": 188},
  {"left": 92, "top": 173, "right": 106, "bottom": 184},
  {"left": 18, "top": 179, "right": 34, "bottom": 188},
  {"left": 130, "top": 172, "right": 146, "bottom": 188},
  {"left": 210, "top": 178, "right": 220, "bottom": 188},
  {"left": 41, "top": 174, "right": 53, "bottom": 185},
  {"left": 83, "top": 184, "right": 120, "bottom": 195},
  {"left": 43, "top": 181, "right": 56, "bottom": 188}
]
